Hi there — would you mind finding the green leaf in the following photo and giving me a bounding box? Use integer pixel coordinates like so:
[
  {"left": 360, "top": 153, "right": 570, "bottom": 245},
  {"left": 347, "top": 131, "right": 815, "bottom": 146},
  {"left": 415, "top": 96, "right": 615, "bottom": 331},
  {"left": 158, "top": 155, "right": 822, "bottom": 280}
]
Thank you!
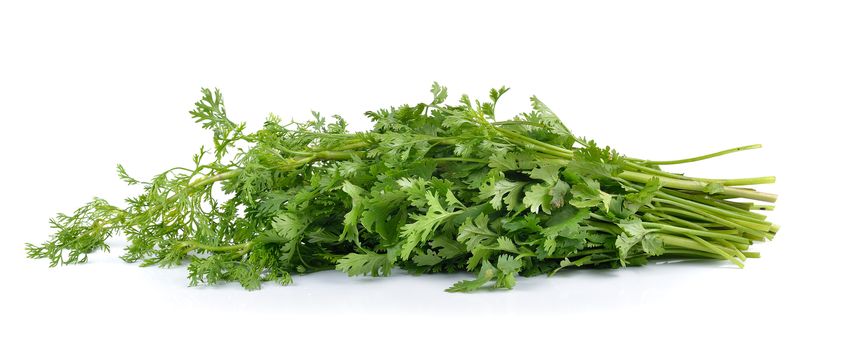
[
  {"left": 704, "top": 182, "right": 724, "bottom": 195},
  {"left": 479, "top": 176, "right": 527, "bottom": 211},
  {"left": 495, "top": 255, "right": 522, "bottom": 289},
  {"left": 526, "top": 96, "right": 575, "bottom": 145},
  {"left": 641, "top": 234, "right": 665, "bottom": 256},
  {"left": 611, "top": 177, "right": 661, "bottom": 218},
  {"left": 529, "top": 165, "right": 562, "bottom": 184},
  {"left": 446, "top": 260, "right": 497, "bottom": 293},
  {"left": 360, "top": 190, "right": 407, "bottom": 242},
  {"left": 488, "top": 152, "right": 535, "bottom": 172},
  {"left": 116, "top": 164, "right": 140, "bottom": 185},
  {"left": 523, "top": 183, "right": 552, "bottom": 214},
  {"left": 489, "top": 86, "right": 510, "bottom": 104},
  {"left": 397, "top": 177, "right": 430, "bottom": 208},
  {"left": 412, "top": 249, "right": 443, "bottom": 266},
  {"left": 615, "top": 218, "right": 654, "bottom": 264},
  {"left": 258, "top": 213, "right": 304, "bottom": 243},
  {"left": 400, "top": 191, "right": 464, "bottom": 259},
  {"left": 189, "top": 88, "right": 235, "bottom": 132},
  {"left": 456, "top": 214, "right": 498, "bottom": 251},
  {"left": 541, "top": 207, "right": 590, "bottom": 255},
  {"left": 496, "top": 236, "right": 520, "bottom": 254},
  {"left": 549, "top": 181, "right": 571, "bottom": 209},
  {"left": 430, "top": 82, "right": 448, "bottom": 105},
  {"left": 496, "top": 254, "right": 522, "bottom": 274},
  {"left": 567, "top": 140, "right": 623, "bottom": 178},
  {"left": 431, "top": 235, "right": 466, "bottom": 259},
  {"left": 501, "top": 214, "right": 543, "bottom": 233},
  {"left": 340, "top": 181, "right": 366, "bottom": 243},
  {"left": 336, "top": 251, "right": 393, "bottom": 277},
  {"left": 569, "top": 178, "right": 612, "bottom": 211}
]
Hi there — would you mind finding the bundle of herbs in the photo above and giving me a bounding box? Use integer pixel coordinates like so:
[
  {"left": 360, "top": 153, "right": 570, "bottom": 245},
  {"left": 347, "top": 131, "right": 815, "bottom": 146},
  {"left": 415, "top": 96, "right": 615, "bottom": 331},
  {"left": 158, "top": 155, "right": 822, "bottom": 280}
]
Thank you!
[{"left": 27, "top": 84, "right": 778, "bottom": 292}]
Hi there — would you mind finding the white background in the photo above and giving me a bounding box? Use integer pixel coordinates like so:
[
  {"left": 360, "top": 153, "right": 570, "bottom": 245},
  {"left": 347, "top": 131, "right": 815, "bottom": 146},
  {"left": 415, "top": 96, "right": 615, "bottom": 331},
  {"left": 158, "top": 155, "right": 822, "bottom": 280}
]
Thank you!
[{"left": 1, "top": 1, "right": 844, "bottom": 349}]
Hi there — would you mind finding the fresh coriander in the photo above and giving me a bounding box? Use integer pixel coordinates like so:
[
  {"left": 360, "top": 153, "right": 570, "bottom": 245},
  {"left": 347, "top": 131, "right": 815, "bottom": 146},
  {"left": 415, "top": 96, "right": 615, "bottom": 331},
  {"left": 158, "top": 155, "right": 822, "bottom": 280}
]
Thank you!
[{"left": 27, "top": 84, "right": 778, "bottom": 292}]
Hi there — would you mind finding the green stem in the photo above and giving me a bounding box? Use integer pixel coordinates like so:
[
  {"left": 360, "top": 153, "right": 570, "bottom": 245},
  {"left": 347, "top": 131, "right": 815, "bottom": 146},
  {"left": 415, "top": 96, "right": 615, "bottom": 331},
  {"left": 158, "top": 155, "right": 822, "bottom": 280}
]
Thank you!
[
  {"left": 188, "top": 170, "right": 242, "bottom": 189},
  {"left": 547, "top": 248, "right": 616, "bottom": 260},
  {"left": 643, "top": 222, "right": 751, "bottom": 244},
  {"left": 324, "top": 141, "right": 371, "bottom": 152},
  {"left": 494, "top": 126, "right": 573, "bottom": 157},
  {"left": 653, "top": 198, "right": 772, "bottom": 232},
  {"left": 179, "top": 240, "right": 254, "bottom": 253},
  {"left": 650, "top": 204, "right": 767, "bottom": 241},
  {"left": 644, "top": 144, "right": 762, "bottom": 165},
  {"left": 490, "top": 120, "right": 547, "bottom": 128},
  {"left": 619, "top": 171, "right": 778, "bottom": 203},
  {"left": 685, "top": 234, "right": 744, "bottom": 268},
  {"left": 657, "top": 234, "right": 742, "bottom": 267},
  {"left": 656, "top": 187, "right": 768, "bottom": 220},
  {"left": 432, "top": 157, "right": 487, "bottom": 163},
  {"left": 623, "top": 160, "right": 775, "bottom": 186},
  {"left": 661, "top": 249, "right": 725, "bottom": 260},
  {"left": 718, "top": 176, "right": 777, "bottom": 186},
  {"left": 643, "top": 211, "right": 708, "bottom": 231},
  {"left": 493, "top": 124, "right": 776, "bottom": 202}
]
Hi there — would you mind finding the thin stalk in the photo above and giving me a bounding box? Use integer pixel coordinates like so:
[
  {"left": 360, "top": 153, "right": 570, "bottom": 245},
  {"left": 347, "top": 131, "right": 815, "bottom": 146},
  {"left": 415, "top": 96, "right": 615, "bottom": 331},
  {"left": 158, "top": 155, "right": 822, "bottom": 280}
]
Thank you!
[
  {"left": 657, "top": 187, "right": 768, "bottom": 220},
  {"left": 643, "top": 222, "right": 751, "bottom": 244},
  {"left": 432, "top": 157, "right": 487, "bottom": 163},
  {"left": 643, "top": 211, "right": 708, "bottom": 231},
  {"left": 653, "top": 191, "right": 771, "bottom": 225},
  {"left": 655, "top": 200, "right": 772, "bottom": 233},
  {"left": 179, "top": 240, "right": 254, "bottom": 254},
  {"left": 494, "top": 125, "right": 776, "bottom": 202},
  {"left": 494, "top": 126, "right": 574, "bottom": 157},
  {"left": 623, "top": 160, "right": 775, "bottom": 186},
  {"left": 619, "top": 171, "right": 778, "bottom": 202},
  {"left": 715, "top": 238, "right": 747, "bottom": 261},
  {"left": 650, "top": 202, "right": 769, "bottom": 240},
  {"left": 661, "top": 249, "right": 725, "bottom": 260},
  {"left": 717, "top": 176, "right": 777, "bottom": 186},
  {"left": 644, "top": 144, "right": 762, "bottom": 165},
  {"left": 658, "top": 234, "right": 742, "bottom": 267},
  {"left": 188, "top": 170, "right": 242, "bottom": 189},
  {"left": 547, "top": 248, "right": 616, "bottom": 260},
  {"left": 685, "top": 234, "right": 744, "bottom": 268}
]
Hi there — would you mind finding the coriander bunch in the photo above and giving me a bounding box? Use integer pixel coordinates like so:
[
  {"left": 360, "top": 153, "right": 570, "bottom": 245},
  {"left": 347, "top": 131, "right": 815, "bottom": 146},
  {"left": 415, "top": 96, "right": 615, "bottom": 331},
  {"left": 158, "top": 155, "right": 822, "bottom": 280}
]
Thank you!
[{"left": 27, "top": 84, "right": 778, "bottom": 292}]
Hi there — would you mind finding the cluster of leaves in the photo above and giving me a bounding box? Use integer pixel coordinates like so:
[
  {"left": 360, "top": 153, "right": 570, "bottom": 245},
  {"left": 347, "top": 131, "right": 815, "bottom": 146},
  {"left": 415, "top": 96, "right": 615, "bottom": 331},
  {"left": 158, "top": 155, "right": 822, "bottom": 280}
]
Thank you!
[{"left": 27, "top": 84, "right": 778, "bottom": 292}]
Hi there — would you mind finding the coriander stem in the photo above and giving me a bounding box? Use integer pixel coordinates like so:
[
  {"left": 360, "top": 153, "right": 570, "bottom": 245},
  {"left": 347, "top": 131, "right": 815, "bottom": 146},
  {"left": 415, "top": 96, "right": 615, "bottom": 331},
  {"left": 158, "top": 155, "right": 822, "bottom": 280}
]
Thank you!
[
  {"left": 432, "top": 157, "right": 487, "bottom": 163},
  {"left": 685, "top": 233, "right": 744, "bottom": 268},
  {"left": 643, "top": 222, "right": 751, "bottom": 244},
  {"left": 618, "top": 171, "right": 778, "bottom": 202},
  {"left": 494, "top": 126, "right": 573, "bottom": 157},
  {"left": 657, "top": 234, "right": 742, "bottom": 267},
  {"left": 655, "top": 187, "right": 768, "bottom": 220},
  {"left": 661, "top": 249, "right": 724, "bottom": 260},
  {"left": 187, "top": 170, "right": 242, "bottom": 189},
  {"left": 547, "top": 248, "right": 616, "bottom": 259},
  {"left": 508, "top": 134, "right": 777, "bottom": 202},
  {"left": 650, "top": 201, "right": 768, "bottom": 240},
  {"left": 718, "top": 176, "right": 777, "bottom": 186},
  {"left": 623, "top": 160, "right": 776, "bottom": 186},
  {"left": 643, "top": 144, "right": 762, "bottom": 165},
  {"left": 325, "top": 141, "right": 371, "bottom": 152},
  {"left": 180, "top": 240, "right": 253, "bottom": 253}
]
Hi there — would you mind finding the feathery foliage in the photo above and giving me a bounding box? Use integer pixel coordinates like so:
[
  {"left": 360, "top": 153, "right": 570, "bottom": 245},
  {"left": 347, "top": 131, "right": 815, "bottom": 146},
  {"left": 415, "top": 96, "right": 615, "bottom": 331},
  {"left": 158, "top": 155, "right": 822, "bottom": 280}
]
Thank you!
[{"left": 27, "top": 85, "right": 778, "bottom": 292}]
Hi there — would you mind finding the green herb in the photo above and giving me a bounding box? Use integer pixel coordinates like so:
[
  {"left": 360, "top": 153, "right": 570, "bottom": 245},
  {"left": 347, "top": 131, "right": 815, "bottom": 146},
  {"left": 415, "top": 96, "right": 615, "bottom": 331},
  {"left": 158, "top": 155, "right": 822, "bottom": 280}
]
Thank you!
[{"left": 26, "top": 84, "right": 778, "bottom": 292}]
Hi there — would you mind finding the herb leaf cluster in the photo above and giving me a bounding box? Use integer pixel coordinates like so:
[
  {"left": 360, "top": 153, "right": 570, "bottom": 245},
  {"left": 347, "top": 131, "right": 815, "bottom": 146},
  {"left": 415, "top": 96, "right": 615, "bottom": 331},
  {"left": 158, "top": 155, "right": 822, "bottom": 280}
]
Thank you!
[{"left": 27, "top": 84, "right": 778, "bottom": 292}]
